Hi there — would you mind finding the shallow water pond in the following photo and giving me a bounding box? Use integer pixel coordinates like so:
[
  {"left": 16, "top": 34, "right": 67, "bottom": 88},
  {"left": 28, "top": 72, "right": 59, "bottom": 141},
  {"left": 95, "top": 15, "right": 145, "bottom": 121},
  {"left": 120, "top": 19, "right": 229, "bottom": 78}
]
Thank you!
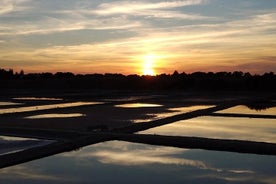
[
  {"left": 104, "top": 95, "right": 158, "bottom": 102},
  {"left": 0, "top": 136, "right": 54, "bottom": 156},
  {"left": 139, "top": 116, "right": 276, "bottom": 143},
  {"left": 115, "top": 103, "right": 163, "bottom": 108},
  {"left": 13, "top": 97, "right": 63, "bottom": 101},
  {"left": 0, "top": 141, "right": 275, "bottom": 183},
  {"left": 0, "top": 102, "right": 23, "bottom": 106},
  {"left": 0, "top": 102, "right": 102, "bottom": 114},
  {"left": 24, "top": 113, "right": 85, "bottom": 119},
  {"left": 216, "top": 105, "right": 276, "bottom": 115},
  {"left": 132, "top": 105, "right": 214, "bottom": 123}
]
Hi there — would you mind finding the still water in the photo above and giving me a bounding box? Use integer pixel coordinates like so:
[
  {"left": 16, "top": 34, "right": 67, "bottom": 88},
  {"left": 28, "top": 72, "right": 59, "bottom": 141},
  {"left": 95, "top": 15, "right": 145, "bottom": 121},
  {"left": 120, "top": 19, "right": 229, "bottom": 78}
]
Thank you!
[
  {"left": 0, "top": 102, "right": 23, "bottom": 106},
  {"left": 0, "top": 102, "right": 102, "bottom": 114},
  {"left": 13, "top": 97, "right": 63, "bottom": 101},
  {"left": 0, "top": 136, "right": 54, "bottom": 156},
  {"left": 216, "top": 105, "right": 276, "bottom": 115},
  {"left": 0, "top": 141, "right": 275, "bottom": 183},
  {"left": 139, "top": 116, "right": 276, "bottom": 143},
  {"left": 115, "top": 103, "right": 163, "bottom": 108},
  {"left": 132, "top": 105, "right": 214, "bottom": 123},
  {"left": 24, "top": 113, "right": 85, "bottom": 119}
]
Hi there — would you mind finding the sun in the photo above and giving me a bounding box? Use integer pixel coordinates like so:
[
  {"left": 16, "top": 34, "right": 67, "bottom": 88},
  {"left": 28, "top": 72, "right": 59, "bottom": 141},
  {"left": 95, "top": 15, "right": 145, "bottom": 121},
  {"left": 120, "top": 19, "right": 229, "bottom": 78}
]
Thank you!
[{"left": 142, "top": 54, "right": 157, "bottom": 76}]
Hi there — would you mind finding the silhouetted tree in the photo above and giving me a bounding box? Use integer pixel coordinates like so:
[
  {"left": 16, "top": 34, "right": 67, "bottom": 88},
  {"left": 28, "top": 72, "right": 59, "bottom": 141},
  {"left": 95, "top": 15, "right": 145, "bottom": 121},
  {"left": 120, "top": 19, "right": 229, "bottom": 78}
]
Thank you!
[{"left": 0, "top": 68, "right": 275, "bottom": 91}]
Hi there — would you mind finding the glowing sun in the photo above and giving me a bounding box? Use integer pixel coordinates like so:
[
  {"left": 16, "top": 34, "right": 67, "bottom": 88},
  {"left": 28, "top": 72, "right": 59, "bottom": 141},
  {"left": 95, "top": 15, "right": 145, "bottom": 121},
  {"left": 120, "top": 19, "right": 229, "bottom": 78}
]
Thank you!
[{"left": 142, "top": 54, "right": 157, "bottom": 76}]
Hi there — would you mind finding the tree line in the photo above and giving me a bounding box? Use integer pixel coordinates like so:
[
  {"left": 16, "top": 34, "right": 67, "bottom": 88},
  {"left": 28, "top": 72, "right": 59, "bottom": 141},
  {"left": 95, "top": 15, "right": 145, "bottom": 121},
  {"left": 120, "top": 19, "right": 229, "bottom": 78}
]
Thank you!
[{"left": 0, "top": 68, "right": 275, "bottom": 91}]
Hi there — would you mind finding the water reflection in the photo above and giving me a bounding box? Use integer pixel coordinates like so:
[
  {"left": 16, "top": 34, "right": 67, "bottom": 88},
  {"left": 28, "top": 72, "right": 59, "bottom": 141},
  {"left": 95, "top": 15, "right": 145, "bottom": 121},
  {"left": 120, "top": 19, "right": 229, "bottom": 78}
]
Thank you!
[
  {"left": 245, "top": 101, "right": 275, "bottom": 111},
  {"left": 169, "top": 105, "right": 215, "bottom": 112},
  {"left": 115, "top": 103, "right": 163, "bottom": 108},
  {"left": 104, "top": 96, "right": 155, "bottom": 102},
  {"left": 70, "top": 141, "right": 202, "bottom": 167},
  {"left": 217, "top": 105, "right": 276, "bottom": 115},
  {"left": 0, "top": 136, "right": 36, "bottom": 141},
  {"left": 13, "top": 97, "right": 63, "bottom": 101},
  {"left": 0, "top": 102, "right": 102, "bottom": 114},
  {"left": 0, "top": 141, "right": 275, "bottom": 183},
  {"left": 0, "top": 102, "right": 23, "bottom": 106},
  {"left": 139, "top": 116, "right": 276, "bottom": 143},
  {"left": 24, "top": 113, "right": 85, "bottom": 119},
  {"left": 133, "top": 105, "right": 214, "bottom": 123},
  {"left": 0, "top": 136, "right": 53, "bottom": 156}
]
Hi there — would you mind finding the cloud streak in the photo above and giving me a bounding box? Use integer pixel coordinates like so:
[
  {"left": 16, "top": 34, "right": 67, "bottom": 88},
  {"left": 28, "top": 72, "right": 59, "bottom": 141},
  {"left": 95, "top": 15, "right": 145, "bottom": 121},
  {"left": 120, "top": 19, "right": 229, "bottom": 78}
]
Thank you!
[
  {"left": 0, "top": 0, "right": 30, "bottom": 15},
  {"left": 94, "top": 0, "right": 206, "bottom": 15},
  {"left": 89, "top": 0, "right": 210, "bottom": 21}
]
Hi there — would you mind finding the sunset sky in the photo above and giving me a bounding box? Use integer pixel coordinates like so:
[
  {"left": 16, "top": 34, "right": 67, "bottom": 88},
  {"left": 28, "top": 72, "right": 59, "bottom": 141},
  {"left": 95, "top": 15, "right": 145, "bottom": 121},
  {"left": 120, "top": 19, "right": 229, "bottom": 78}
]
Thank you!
[{"left": 0, "top": 0, "right": 276, "bottom": 75}]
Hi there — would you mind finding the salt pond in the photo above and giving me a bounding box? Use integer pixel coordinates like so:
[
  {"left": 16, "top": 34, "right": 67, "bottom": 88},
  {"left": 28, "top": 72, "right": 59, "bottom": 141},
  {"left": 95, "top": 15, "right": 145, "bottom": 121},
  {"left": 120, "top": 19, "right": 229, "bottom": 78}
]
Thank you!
[
  {"left": 132, "top": 105, "right": 214, "bottom": 123},
  {"left": 0, "top": 102, "right": 103, "bottom": 114},
  {"left": 216, "top": 105, "right": 276, "bottom": 115},
  {"left": 0, "top": 102, "right": 23, "bottom": 106},
  {"left": 24, "top": 113, "right": 85, "bottom": 119},
  {"left": 13, "top": 97, "right": 63, "bottom": 101},
  {"left": 0, "top": 141, "right": 275, "bottom": 183},
  {"left": 0, "top": 136, "right": 54, "bottom": 156},
  {"left": 115, "top": 103, "right": 163, "bottom": 108},
  {"left": 139, "top": 116, "right": 276, "bottom": 143}
]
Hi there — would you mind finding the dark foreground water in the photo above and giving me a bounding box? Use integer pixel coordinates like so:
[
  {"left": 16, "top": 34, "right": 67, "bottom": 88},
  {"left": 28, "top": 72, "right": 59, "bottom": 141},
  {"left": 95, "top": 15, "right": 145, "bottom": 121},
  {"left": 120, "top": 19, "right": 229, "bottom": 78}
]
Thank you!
[
  {"left": 0, "top": 136, "right": 54, "bottom": 156},
  {"left": 0, "top": 141, "right": 275, "bottom": 184}
]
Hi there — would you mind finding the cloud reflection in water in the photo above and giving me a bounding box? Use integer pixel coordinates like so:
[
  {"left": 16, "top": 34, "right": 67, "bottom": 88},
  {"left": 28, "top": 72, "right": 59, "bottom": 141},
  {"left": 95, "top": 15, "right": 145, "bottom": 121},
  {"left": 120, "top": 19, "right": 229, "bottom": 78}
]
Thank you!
[
  {"left": 70, "top": 141, "right": 206, "bottom": 168},
  {"left": 0, "top": 141, "right": 275, "bottom": 184}
]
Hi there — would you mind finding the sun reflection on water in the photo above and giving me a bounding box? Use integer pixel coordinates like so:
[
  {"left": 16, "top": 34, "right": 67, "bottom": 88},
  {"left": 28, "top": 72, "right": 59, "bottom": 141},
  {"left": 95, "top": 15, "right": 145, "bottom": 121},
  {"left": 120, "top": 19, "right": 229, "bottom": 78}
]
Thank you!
[
  {"left": 115, "top": 103, "right": 163, "bottom": 108},
  {"left": 0, "top": 102, "right": 23, "bottom": 106},
  {"left": 139, "top": 116, "right": 276, "bottom": 143},
  {"left": 13, "top": 97, "right": 63, "bottom": 101},
  {"left": 24, "top": 113, "right": 85, "bottom": 119},
  {"left": 0, "top": 102, "right": 102, "bottom": 114}
]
